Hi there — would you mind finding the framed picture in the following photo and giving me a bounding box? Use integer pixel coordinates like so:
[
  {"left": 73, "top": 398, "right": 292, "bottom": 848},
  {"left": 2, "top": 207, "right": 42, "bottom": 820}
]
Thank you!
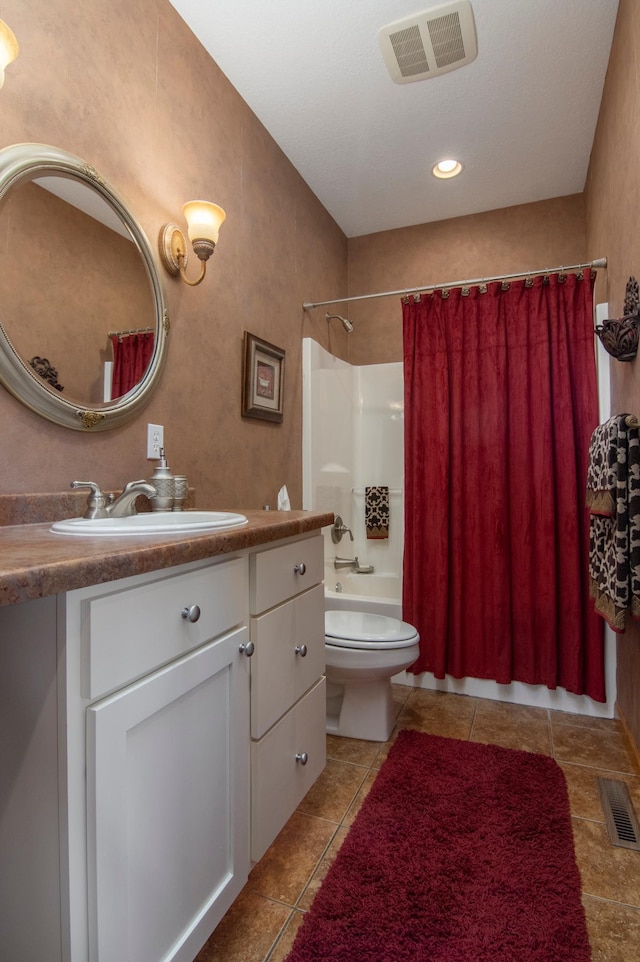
[{"left": 242, "top": 331, "right": 285, "bottom": 422}]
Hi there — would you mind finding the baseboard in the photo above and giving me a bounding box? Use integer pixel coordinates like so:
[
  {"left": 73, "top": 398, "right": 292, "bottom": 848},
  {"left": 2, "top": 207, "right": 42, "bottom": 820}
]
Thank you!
[{"left": 617, "top": 703, "right": 640, "bottom": 776}]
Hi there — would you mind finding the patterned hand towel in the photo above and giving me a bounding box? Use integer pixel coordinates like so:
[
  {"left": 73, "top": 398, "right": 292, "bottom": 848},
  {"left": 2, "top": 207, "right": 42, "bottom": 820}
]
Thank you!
[
  {"left": 587, "top": 414, "right": 640, "bottom": 631},
  {"left": 586, "top": 417, "right": 620, "bottom": 516},
  {"left": 365, "top": 486, "right": 389, "bottom": 540}
]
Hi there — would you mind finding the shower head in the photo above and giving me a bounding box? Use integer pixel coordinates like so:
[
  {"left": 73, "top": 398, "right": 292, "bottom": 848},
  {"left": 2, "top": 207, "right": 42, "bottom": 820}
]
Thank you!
[{"left": 326, "top": 312, "right": 354, "bottom": 334}]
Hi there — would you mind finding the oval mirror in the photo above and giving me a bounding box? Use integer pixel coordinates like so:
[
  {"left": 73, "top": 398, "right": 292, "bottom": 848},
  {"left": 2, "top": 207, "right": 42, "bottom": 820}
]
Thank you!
[{"left": 0, "top": 143, "right": 168, "bottom": 430}]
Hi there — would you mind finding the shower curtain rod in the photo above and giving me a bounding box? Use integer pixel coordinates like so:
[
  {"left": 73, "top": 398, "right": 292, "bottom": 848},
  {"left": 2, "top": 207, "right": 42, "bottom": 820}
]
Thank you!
[
  {"left": 108, "top": 325, "right": 154, "bottom": 338},
  {"left": 302, "top": 258, "right": 607, "bottom": 311}
]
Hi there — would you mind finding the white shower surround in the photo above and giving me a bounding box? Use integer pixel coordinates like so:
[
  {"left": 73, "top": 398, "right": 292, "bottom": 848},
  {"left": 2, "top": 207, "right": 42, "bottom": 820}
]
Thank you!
[
  {"left": 302, "top": 336, "right": 617, "bottom": 718},
  {"left": 302, "top": 338, "right": 404, "bottom": 582}
]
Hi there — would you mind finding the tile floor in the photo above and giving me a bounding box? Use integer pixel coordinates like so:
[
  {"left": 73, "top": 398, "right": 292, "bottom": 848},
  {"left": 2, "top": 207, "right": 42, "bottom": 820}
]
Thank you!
[{"left": 194, "top": 686, "right": 640, "bottom": 962}]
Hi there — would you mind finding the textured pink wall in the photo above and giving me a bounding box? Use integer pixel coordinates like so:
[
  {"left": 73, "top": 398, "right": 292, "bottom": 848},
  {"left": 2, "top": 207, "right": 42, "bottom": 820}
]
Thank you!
[
  {"left": 585, "top": 0, "right": 640, "bottom": 748},
  {"left": 0, "top": 2, "right": 618, "bottom": 573},
  {"left": 0, "top": 0, "right": 346, "bottom": 508},
  {"left": 345, "top": 195, "right": 588, "bottom": 366}
]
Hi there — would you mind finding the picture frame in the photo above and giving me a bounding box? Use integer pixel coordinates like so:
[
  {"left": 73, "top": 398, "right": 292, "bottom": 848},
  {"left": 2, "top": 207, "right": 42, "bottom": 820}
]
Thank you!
[{"left": 242, "top": 331, "right": 285, "bottom": 422}]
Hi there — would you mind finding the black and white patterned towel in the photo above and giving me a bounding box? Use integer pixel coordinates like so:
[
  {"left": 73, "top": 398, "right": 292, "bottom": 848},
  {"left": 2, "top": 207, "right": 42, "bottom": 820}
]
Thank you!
[
  {"left": 587, "top": 414, "right": 640, "bottom": 631},
  {"left": 365, "top": 486, "right": 389, "bottom": 540}
]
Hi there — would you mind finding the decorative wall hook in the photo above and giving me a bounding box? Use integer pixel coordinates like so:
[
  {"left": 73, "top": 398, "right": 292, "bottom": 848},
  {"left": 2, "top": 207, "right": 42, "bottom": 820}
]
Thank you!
[
  {"left": 595, "top": 276, "right": 639, "bottom": 362},
  {"left": 29, "top": 356, "right": 63, "bottom": 392}
]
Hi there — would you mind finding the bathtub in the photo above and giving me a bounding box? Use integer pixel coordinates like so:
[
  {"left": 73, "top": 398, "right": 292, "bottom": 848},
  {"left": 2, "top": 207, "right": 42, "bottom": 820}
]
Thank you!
[{"left": 324, "top": 570, "right": 402, "bottom": 619}]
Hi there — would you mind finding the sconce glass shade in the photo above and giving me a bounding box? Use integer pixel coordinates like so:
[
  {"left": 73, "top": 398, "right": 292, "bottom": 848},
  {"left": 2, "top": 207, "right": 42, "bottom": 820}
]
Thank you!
[
  {"left": 159, "top": 200, "right": 226, "bottom": 286},
  {"left": 182, "top": 201, "right": 226, "bottom": 247},
  {"left": 0, "top": 19, "right": 18, "bottom": 89}
]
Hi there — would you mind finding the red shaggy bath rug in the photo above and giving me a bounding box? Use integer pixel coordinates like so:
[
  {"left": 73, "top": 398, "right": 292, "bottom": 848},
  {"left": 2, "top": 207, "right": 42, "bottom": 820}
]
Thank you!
[{"left": 286, "top": 730, "right": 590, "bottom": 961}]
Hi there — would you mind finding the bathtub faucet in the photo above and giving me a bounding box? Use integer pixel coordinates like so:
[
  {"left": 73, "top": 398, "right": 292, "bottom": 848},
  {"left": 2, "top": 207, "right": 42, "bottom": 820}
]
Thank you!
[
  {"left": 334, "top": 556, "right": 358, "bottom": 570},
  {"left": 333, "top": 556, "right": 375, "bottom": 574}
]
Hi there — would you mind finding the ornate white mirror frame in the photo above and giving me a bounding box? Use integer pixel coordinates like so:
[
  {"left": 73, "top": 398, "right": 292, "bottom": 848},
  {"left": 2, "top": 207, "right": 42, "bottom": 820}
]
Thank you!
[{"left": 0, "top": 143, "right": 169, "bottom": 430}]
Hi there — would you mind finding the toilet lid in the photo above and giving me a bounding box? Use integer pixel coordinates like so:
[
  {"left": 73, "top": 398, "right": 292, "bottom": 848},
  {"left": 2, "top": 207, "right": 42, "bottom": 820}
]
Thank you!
[{"left": 325, "top": 609, "right": 419, "bottom": 646}]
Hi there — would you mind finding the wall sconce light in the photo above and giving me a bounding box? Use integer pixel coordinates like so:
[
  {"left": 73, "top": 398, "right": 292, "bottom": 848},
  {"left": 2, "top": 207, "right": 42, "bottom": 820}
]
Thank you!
[
  {"left": 0, "top": 20, "right": 19, "bottom": 88},
  {"left": 159, "top": 201, "right": 226, "bottom": 287}
]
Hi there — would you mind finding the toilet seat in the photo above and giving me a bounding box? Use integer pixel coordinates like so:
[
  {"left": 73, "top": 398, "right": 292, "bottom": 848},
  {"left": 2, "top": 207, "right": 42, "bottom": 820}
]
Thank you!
[{"left": 325, "top": 609, "right": 419, "bottom": 650}]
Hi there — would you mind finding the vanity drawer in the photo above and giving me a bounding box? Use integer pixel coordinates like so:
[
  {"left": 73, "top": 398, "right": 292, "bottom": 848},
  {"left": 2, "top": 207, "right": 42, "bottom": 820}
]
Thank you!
[
  {"left": 250, "top": 533, "right": 324, "bottom": 614},
  {"left": 251, "top": 676, "right": 326, "bottom": 862},
  {"left": 251, "top": 583, "right": 325, "bottom": 738},
  {"left": 82, "top": 557, "right": 248, "bottom": 699}
]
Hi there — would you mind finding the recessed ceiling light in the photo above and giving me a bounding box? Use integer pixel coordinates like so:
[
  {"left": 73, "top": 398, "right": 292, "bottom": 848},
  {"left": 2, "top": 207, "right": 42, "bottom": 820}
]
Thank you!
[{"left": 432, "top": 159, "right": 464, "bottom": 179}]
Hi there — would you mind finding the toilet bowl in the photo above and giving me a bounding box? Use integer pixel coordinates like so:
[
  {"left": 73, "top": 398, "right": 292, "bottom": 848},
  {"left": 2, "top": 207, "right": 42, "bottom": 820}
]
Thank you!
[{"left": 325, "top": 609, "right": 420, "bottom": 742}]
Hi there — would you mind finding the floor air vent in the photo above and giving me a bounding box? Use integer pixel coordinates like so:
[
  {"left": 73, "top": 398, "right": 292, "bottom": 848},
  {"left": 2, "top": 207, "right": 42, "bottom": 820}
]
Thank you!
[
  {"left": 378, "top": 1, "right": 477, "bottom": 84},
  {"left": 598, "top": 777, "right": 640, "bottom": 851}
]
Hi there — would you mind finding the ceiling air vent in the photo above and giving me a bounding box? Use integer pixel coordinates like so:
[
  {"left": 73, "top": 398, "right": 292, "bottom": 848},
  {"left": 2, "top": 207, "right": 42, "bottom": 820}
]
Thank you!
[{"left": 378, "top": 1, "right": 477, "bottom": 84}]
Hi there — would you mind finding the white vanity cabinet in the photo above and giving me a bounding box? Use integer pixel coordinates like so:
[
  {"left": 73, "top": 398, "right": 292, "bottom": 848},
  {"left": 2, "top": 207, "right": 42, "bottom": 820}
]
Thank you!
[
  {"left": 0, "top": 527, "right": 328, "bottom": 962},
  {"left": 61, "top": 554, "right": 251, "bottom": 962},
  {"left": 249, "top": 533, "right": 326, "bottom": 861}
]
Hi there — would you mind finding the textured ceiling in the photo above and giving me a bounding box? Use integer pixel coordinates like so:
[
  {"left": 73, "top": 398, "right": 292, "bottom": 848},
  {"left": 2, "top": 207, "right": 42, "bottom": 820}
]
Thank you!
[{"left": 168, "top": 0, "right": 619, "bottom": 238}]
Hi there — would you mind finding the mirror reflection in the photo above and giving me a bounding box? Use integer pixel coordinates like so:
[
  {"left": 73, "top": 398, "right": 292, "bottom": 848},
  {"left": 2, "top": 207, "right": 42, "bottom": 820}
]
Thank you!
[
  {"left": 0, "top": 143, "right": 168, "bottom": 430},
  {"left": 0, "top": 177, "right": 155, "bottom": 406}
]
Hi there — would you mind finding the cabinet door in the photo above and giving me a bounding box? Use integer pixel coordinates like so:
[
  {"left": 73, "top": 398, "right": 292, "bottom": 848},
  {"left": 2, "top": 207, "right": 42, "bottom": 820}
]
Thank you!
[{"left": 86, "top": 627, "right": 250, "bottom": 962}]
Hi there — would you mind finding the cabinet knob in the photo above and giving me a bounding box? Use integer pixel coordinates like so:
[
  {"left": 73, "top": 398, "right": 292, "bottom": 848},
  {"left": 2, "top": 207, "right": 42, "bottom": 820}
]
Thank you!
[
  {"left": 295, "top": 752, "right": 308, "bottom": 765},
  {"left": 294, "top": 562, "right": 306, "bottom": 575},
  {"left": 239, "top": 641, "right": 255, "bottom": 657},
  {"left": 181, "top": 605, "right": 201, "bottom": 623},
  {"left": 295, "top": 644, "right": 308, "bottom": 657}
]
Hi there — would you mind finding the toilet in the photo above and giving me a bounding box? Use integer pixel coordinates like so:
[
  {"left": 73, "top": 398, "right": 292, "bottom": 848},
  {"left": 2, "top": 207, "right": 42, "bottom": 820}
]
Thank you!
[{"left": 325, "top": 609, "right": 420, "bottom": 742}]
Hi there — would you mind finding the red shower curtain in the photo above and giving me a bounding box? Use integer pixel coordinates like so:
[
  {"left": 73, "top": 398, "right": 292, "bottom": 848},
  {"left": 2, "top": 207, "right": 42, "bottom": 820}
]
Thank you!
[
  {"left": 402, "top": 270, "right": 605, "bottom": 701},
  {"left": 110, "top": 331, "right": 154, "bottom": 399}
]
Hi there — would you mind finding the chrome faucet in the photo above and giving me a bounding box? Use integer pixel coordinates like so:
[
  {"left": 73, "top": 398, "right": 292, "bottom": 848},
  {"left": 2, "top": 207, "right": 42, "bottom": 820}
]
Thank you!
[
  {"left": 70, "top": 479, "right": 158, "bottom": 519},
  {"left": 108, "top": 480, "right": 158, "bottom": 517}
]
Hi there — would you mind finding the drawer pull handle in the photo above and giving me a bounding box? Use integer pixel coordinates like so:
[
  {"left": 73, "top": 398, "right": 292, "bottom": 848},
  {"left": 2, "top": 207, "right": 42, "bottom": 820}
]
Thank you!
[
  {"left": 295, "top": 644, "right": 308, "bottom": 657},
  {"left": 294, "top": 562, "right": 306, "bottom": 575},
  {"left": 295, "top": 752, "right": 309, "bottom": 765},
  {"left": 239, "top": 641, "right": 255, "bottom": 657},
  {"left": 181, "top": 605, "right": 201, "bottom": 623}
]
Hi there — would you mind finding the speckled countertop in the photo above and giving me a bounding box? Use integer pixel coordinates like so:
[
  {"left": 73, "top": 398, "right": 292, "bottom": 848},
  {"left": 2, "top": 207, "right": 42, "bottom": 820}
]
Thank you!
[{"left": 0, "top": 507, "right": 334, "bottom": 608}]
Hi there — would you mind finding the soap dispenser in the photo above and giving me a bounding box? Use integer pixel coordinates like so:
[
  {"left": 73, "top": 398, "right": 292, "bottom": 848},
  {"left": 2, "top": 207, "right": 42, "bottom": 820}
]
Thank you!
[{"left": 150, "top": 447, "right": 175, "bottom": 511}]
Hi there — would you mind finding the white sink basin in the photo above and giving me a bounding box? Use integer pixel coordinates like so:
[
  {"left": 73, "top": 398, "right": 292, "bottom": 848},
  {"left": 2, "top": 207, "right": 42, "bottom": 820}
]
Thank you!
[{"left": 51, "top": 511, "right": 248, "bottom": 536}]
